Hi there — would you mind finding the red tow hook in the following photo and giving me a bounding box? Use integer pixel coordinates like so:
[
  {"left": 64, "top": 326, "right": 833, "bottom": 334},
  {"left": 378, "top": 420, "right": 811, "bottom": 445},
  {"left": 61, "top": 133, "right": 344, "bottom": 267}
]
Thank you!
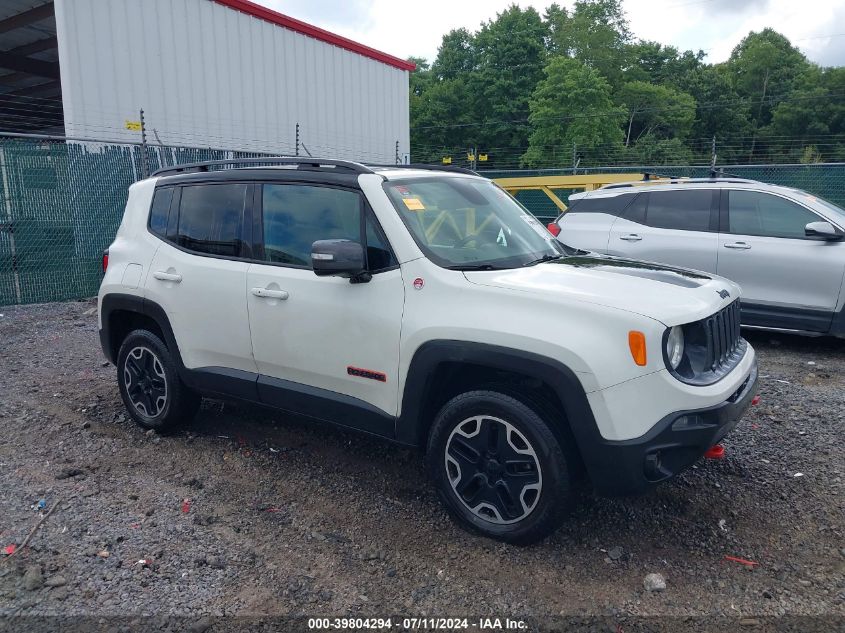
[{"left": 704, "top": 444, "right": 725, "bottom": 460}]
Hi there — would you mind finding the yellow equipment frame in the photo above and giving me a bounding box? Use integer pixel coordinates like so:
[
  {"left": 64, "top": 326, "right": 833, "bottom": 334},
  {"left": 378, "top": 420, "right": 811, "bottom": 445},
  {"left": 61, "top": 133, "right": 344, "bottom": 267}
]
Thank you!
[{"left": 493, "top": 173, "right": 648, "bottom": 212}]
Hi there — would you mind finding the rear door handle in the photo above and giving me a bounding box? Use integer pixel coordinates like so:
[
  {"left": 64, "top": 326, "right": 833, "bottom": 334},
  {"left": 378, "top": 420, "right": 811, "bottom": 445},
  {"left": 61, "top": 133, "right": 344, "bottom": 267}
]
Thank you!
[
  {"left": 251, "top": 287, "right": 289, "bottom": 300},
  {"left": 619, "top": 234, "right": 642, "bottom": 242},
  {"left": 724, "top": 242, "right": 751, "bottom": 250},
  {"left": 153, "top": 271, "right": 182, "bottom": 282}
]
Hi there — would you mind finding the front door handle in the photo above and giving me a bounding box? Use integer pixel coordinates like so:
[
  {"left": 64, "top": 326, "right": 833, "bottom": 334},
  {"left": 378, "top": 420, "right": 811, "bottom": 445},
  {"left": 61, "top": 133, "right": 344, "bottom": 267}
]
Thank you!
[
  {"left": 724, "top": 242, "right": 751, "bottom": 250},
  {"left": 251, "top": 287, "right": 289, "bottom": 300},
  {"left": 619, "top": 234, "right": 642, "bottom": 242},
  {"left": 153, "top": 271, "right": 182, "bottom": 282}
]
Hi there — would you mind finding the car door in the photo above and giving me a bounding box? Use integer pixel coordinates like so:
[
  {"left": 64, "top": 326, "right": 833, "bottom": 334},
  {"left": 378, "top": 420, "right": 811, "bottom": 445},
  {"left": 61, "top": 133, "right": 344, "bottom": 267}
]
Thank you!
[
  {"left": 144, "top": 182, "right": 258, "bottom": 373},
  {"left": 607, "top": 189, "right": 720, "bottom": 272},
  {"left": 245, "top": 181, "right": 405, "bottom": 431},
  {"left": 556, "top": 192, "right": 636, "bottom": 253},
  {"left": 717, "top": 188, "right": 845, "bottom": 331}
]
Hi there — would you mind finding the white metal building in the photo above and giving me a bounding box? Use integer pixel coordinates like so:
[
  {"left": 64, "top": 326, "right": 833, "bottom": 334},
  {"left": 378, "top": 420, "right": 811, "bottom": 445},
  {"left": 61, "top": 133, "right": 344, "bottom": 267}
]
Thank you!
[{"left": 0, "top": 0, "right": 414, "bottom": 163}]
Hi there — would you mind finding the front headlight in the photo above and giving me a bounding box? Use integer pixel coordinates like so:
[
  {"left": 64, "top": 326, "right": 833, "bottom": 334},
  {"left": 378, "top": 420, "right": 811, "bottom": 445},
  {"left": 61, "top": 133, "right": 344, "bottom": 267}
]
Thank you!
[{"left": 665, "top": 325, "right": 684, "bottom": 370}]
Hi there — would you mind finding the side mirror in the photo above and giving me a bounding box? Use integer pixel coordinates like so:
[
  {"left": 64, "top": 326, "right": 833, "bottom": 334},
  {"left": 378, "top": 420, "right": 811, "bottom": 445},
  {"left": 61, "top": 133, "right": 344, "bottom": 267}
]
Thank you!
[
  {"left": 805, "top": 221, "right": 844, "bottom": 240},
  {"left": 311, "top": 239, "right": 367, "bottom": 279}
]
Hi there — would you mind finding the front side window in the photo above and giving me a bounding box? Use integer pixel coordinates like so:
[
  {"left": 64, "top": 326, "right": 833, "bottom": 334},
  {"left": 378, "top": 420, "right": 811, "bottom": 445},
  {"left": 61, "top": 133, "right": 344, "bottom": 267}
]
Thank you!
[
  {"left": 176, "top": 184, "right": 246, "bottom": 256},
  {"left": 643, "top": 190, "right": 714, "bottom": 232},
  {"left": 262, "top": 184, "right": 362, "bottom": 267},
  {"left": 728, "top": 190, "right": 822, "bottom": 239},
  {"left": 383, "top": 177, "right": 561, "bottom": 269}
]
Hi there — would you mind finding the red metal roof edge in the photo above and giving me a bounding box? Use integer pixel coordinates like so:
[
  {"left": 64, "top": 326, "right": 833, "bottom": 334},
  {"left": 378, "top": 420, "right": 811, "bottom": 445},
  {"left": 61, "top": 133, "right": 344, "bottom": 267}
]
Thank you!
[{"left": 213, "top": 0, "right": 416, "bottom": 71}]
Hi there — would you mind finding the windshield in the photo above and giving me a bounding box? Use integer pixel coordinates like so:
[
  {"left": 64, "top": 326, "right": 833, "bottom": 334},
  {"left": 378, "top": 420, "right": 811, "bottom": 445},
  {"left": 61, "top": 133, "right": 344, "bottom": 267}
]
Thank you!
[{"left": 383, "top": 177, "right": 563, "bottom": 269}]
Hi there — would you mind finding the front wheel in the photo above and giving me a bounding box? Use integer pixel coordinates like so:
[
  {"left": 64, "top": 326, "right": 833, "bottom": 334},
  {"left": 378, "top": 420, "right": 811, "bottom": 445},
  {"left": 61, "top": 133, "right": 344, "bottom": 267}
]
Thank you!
[{"left": 427, "top": 390, "right": 576, "bottom": 545}]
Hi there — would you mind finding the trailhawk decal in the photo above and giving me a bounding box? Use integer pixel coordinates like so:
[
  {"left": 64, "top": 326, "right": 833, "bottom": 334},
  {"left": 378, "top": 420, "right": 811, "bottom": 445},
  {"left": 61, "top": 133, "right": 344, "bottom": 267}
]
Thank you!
[{"left": 347, "top": 366, "right": 387, "bottom": 382}]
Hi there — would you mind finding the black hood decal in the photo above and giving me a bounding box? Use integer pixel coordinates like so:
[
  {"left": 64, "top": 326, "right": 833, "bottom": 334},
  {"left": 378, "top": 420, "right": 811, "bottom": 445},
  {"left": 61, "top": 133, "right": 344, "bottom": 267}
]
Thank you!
[{"left": 548, "top": 254, "right": 711, "bottom": 289}]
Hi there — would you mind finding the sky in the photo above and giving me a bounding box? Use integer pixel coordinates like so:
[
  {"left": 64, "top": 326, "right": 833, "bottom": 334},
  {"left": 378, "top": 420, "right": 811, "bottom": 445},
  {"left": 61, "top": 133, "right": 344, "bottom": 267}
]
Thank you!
[{"left": 258, "top": 0, "right": 845, "bottom": 67}]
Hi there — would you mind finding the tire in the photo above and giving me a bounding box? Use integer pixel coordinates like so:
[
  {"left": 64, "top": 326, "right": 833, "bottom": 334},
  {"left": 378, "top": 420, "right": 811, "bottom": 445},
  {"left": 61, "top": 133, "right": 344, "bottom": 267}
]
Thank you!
[
  {"left": 426, "top": 390, "right": 576, "bottom": 545},
  {"left": 116, "top": 329, "right": 200, "bottom": 432}
]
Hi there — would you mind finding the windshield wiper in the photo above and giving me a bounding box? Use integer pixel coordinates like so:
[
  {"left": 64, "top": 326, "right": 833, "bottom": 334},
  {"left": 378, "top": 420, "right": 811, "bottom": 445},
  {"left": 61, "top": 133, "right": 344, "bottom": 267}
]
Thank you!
[
  {"left": 445, "top": 263, "right": 508, "bottom": 271},
  {"left": 524, "top": 253, "right": 564, "bottom": 266}
]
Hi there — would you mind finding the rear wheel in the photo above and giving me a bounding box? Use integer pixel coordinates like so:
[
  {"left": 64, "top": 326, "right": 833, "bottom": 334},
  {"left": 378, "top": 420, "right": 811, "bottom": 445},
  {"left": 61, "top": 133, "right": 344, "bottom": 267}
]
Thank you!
[
  {"left": 427, "top": 390, "right": 576, "bottom": 545},
  {"left": 117, "top": 329, "right": 200, "bottom": 431}
]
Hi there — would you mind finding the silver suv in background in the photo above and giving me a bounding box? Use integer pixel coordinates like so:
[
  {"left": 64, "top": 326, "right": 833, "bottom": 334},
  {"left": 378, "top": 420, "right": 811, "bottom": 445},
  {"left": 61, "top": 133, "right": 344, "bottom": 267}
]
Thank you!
[{"left": 549, "top": 178, "right": 845, "bottom": 337}]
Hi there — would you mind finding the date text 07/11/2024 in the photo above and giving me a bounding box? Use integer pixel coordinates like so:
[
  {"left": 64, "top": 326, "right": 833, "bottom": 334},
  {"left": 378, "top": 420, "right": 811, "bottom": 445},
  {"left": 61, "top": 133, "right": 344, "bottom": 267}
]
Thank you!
[{"left": 307, "top": 617, "right": 528, "bottom": 630}]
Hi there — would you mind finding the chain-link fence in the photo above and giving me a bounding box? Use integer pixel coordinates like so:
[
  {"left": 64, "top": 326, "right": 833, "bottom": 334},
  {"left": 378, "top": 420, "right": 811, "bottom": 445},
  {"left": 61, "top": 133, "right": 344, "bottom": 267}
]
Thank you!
[
  {"left": 0, "top": 136, "right": 274, "bottom": 306},
  {"left": 1, "top": 133, "right": 844, "bottom": 306}
]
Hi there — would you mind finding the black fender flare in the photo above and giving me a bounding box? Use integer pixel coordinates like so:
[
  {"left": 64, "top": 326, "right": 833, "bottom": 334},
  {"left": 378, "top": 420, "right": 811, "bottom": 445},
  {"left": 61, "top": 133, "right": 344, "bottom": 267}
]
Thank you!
[
  {"left": 396, "top": 340, "right": 603, "bottom": 456},
  {"left": 99, "top": 293, "right": 185, "bottom": 373}
]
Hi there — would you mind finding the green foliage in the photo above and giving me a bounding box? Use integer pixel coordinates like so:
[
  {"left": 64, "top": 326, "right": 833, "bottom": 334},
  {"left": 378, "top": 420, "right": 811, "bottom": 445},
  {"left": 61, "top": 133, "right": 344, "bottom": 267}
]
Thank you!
[
  {"left": 471, "top": 5, "right": 549, "bottom": 154},
  {"left": 551, "top": 0, "right": 631, "bottom": 89},
  {"left": 409, "top": 7, "right": 844, "bottom": 167},
  {"left": 617, "top": 81, "right": 696, "bottom": 143},
  {"left": 522, "top": 58, "right": 622, "bottom": 167},
  {"left": 431, "top": 29, "right": 477, "bottom": 80},
  {"left": 728, "top": 29, "right": 811, "bottom": 127}
]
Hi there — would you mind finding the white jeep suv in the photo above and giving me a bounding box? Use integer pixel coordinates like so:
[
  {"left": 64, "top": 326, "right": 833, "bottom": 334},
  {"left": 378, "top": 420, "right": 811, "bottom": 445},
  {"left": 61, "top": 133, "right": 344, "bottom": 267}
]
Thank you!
[{"left": 99, "top": 158, "right": 758, "bottom": 544}]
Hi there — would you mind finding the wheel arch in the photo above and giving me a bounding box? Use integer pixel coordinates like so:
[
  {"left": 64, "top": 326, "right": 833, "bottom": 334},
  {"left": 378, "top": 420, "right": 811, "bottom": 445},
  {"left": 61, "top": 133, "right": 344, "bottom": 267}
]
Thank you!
[
  {"left": 100, "top": 293, "right": 184, "bottom": 371},
  {"left": 397, "top": 341, "right": 601, "bottom": 471}
]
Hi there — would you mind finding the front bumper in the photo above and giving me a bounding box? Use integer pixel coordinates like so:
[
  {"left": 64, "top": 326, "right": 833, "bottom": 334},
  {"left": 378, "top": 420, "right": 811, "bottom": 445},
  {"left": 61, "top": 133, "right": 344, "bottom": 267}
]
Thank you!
[{"left": 584, "top": 360, "right": 758, "bottom": 497}]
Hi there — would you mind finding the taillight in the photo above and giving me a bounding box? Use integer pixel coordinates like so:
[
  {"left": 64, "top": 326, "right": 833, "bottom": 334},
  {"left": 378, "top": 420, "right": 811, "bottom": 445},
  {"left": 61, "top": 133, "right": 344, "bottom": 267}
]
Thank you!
[
  {"left": 547, "top": 222, "right": 561, "bottom": 237},
  {"left": 102, "top": 250, "right": 109, "bottom": 272}
]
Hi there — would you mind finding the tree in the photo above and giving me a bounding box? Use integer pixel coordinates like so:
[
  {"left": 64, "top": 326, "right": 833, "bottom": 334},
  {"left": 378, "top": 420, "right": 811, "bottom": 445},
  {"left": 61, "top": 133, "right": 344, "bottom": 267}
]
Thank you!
[
  {"left": 431, "top": 29, "right": 477, "bottom": 80},
  {"left": 616, "top": 81, "right": 696, "bottom": 145},
  {"left": 410, "top": 77, "right": 475, "bottom": 161},
  {"left": 624, "top": 41, "right": 703, "bottom": 88},
  {"left": 471, "top": 5, "right": 550, "bottom": 155},
  {"left": 767, "top": 66, "right": 845, "bottom": 161},
  {"left": 551, "top": 0, "right": 632, "bottom": 88},
  {"left": 626, "top": 135, "right": 694, "bottom": 165},
  {"left": 522, "top": 57, "right": 622, "bottom": 167},
  {"left": 728, "top": 29, "right": 811, "bottom": 159}
]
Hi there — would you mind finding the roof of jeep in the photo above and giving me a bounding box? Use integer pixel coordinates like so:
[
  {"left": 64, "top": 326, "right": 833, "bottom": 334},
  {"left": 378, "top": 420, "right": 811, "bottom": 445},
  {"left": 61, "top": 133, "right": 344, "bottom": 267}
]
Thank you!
[{"left": 148, "top": 158, "right": 480, "bottom": 184}]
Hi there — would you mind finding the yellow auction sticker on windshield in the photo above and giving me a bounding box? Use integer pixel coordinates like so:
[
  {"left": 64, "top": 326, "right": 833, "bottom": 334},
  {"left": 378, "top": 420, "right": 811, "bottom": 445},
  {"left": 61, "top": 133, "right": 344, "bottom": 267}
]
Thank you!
[{"left": 402, "top": 197, "right": 425, "bottom": 211}]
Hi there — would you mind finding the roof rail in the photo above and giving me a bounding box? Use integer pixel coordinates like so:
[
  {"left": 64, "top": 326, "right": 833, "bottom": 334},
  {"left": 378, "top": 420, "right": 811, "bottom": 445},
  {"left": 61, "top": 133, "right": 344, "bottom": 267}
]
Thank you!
[
  {"left": 368, "top": 163, "right": 479, "bottom": 176},
  {"left": 600, "top": 176, "right": 759, "bottom": 191},
  {"left": 150, "top": 157, "right": 375, "bottom": 177}
]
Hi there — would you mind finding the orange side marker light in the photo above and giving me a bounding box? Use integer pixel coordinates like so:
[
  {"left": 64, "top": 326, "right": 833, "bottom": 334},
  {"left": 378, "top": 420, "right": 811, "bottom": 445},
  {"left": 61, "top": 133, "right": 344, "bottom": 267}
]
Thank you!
[{"left": 628, "top": 331, "right": 647, "bottom": 366}]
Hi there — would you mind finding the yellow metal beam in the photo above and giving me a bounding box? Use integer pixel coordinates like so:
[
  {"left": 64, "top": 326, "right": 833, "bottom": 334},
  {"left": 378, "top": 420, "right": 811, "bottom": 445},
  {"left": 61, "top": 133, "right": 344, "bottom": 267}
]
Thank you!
[
  {"left": 540, "top": 186, "right": 567, "bottom": 212},
  {"left": 494, "top": 173, "right": 645, "bottom": 190},
  {"left": 496, "top": 173, "right": 648, "bottom": 213}
]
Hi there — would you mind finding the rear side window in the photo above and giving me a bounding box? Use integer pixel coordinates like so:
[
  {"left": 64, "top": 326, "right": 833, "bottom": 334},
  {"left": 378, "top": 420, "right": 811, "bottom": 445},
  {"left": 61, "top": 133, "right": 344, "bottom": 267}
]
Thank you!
[
  {"left": 631, "top": 190, "right": 714, "bottom": 232},
  {"left": 567, "top": 194, "right": 634, "bottom": 216},
  {"left": 176, "top": 184, "right": 247, "bottom": 257},
  {"left": 728, "top": 190, "right": 821, "bottom": 239},
  {"left": 149, "top": 188, "right": 173, "bottom": 237},
  {"left": 262, "top": 184, "right": 361, "bottom": 267}
]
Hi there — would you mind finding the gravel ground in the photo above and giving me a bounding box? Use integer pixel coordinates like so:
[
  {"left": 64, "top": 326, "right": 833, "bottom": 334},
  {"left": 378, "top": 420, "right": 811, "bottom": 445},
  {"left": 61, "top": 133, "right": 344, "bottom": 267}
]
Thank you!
[{"left": 0, "top": 300, "right": 843, "bottom": 629}]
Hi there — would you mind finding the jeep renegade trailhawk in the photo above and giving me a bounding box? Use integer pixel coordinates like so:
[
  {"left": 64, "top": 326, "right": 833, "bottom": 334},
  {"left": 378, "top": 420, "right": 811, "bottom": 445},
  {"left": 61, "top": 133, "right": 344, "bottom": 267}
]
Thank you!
[{"left": 99, "top": 158, "right": 759, "bottom": 544}]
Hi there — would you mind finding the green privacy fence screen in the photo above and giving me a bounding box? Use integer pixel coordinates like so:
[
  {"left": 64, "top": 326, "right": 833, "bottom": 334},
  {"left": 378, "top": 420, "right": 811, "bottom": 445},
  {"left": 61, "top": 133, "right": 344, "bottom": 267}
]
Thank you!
[
  {"left": 1, "top": 134, "right": 844, "bottom": 306},
  {"left": 0, "top": 137, "right": 273, "bottom": 306}
]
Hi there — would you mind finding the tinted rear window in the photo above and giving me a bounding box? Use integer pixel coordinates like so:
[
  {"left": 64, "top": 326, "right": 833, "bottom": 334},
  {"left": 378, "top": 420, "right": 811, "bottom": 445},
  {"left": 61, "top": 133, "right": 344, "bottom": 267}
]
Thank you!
[
  {"left": 176, "top": 184, "right": 247, "bottom": 257},
  {"left": 149, "top": 188, "right": 173, "bottom": 237},
  {"left": 567, "top": 194, "right": 634, "bottom": 216}
]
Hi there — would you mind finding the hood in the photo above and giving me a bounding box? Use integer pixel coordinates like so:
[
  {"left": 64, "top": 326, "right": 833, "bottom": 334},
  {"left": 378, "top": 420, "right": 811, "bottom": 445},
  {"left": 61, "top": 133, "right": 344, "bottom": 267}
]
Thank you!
[{"left": 463, "top": 255, "right": 740, "bottom": 326}]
